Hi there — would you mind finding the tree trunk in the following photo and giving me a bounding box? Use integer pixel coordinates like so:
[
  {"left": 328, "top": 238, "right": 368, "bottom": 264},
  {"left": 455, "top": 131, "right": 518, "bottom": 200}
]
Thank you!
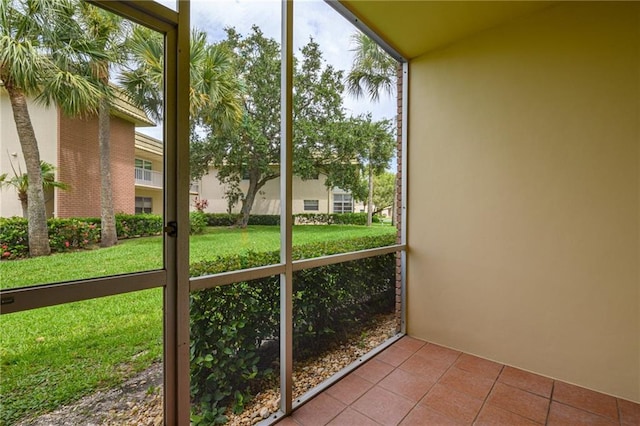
[
  {"left": 18, "top": 190, "right": 28, "bottom": 218},
  {"left": 98, "top": 97, "right": 118, "bottom": 247},
  {"left": 239, "top": 174, "right": 259, "bottom": 228},
  {"left": 6, "top": 86, "right": 51, "bottom": 256},
  {"left": 19, "top": 196, "right": 28, "bottom": 218},
  {"left": 367, "top": 165, "right": 374, "bottom": 226}
]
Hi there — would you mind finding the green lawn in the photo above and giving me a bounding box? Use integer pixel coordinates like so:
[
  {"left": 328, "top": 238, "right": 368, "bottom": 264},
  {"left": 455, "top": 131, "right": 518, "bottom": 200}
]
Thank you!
[{"left": 0, "top": 225, "right": 395, "bottom": 424}]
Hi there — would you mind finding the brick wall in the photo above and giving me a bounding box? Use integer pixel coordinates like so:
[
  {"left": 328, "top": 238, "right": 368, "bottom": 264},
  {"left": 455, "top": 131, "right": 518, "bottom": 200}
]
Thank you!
[{"left": 57, "top": 114, "right": 135, "bottom": 218}]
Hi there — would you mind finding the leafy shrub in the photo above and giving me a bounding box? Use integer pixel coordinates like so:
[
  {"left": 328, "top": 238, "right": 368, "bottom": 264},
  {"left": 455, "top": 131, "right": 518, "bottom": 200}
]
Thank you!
[
  {"left": 0, "top": 214, "right": 163, "bottom": 259},
  {"left": 203, "top": 213, "right": 280, "bottom": 227},
  {"left": 190, "top": 234, "right": 396, "bottom": 421},
  {"left": 190, "top": 212, "right": 207, "bottom": 235},
  {"left": 48, "top": 219, "right": 100, "bottom": 252},
  {"left": 0, "top": 217, "right": 28, "bottom": 259},
  {"left": 332, "top": 212, "right": 367, "bottom": 225},
  {"left": 115, "top": 213, "right": 162, "bottom": 238},
  {"left": 0, "top": 217, "right": 101, "bottom": 258},
  {"left": 204, "top": 213, "right": 240, "bottom": 227},
  {"left": 294, "top": 213, "right": 332, "bottom": 224},
  {"left": 247, "top": 215, "right": 279, "bottom": 226},
  {"left": 294, "top": 212, "right": 368, "bottom": 225}
]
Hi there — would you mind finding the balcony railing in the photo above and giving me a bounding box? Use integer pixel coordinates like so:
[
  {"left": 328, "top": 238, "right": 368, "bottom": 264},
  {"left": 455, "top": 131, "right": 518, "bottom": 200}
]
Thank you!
[{"left": 134, "top": 167, "right": 163, "bottom": 189}]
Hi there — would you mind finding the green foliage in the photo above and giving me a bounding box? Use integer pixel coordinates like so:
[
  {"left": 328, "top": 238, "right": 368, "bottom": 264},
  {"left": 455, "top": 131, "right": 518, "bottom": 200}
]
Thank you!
[
  {"left": 294, "top": 212, "right": 368, "bottom": 225},
  {"left": 331, "top": 213, "right": 368, "bottom": 225},
  {"left": 113, "top": 214, "right": 162, "bottom": 238},
  {"left": 0, "top": 217, "right": 100, "bottom": 259},
  {"left": 247, "top": 215, "right": 280, "bottom": 226},
  {"left": 346, "top": 32, "right": 397, "bottom": 102},
  {"left": 0, "top": 217, "right": 28, "bottom": 259},
  {"left": 0, "top": 214, "right": 162, "bottom": 258},
  {"left": 203, "top": 213, "right": 280, "bottom": 227},
  {"left": 203, "top": 213, "right": 239, "bottom": 227},
  {"left": 372, "top": 171, "right": 396, "bottom": 214},
  {"left": 47, "top": 218, "right": 100, "bottom": 252},
  {"left": 189, "top": 234, "right": 396, "bottom": 420},
  {"left": 190, "top": 212, "right": 207, "bottom": 235},
  {"left": 0, "top": 160, "right": 69, "bottom": 217}
]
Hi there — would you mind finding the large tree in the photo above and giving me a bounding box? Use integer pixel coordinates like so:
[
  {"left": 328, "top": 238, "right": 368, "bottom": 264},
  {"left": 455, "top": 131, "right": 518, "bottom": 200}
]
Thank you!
[
  {"left": 193, "top": 27, "right": 366, "bottom": 227},
  {"left": 120, "top": 25, "right": 242, "bottom": 133},
  {"left": 347, "top": 33, "right": 398, "bottom": 226},
  {"left": 0, "top": 0, "right": 108, "bottom": 256},
  {"left": 78, "top": 2, "right": 129, "bottom": 248},
  {"left": 344, "top": 115, "right": 395, "bottom": 226},
  {"left": 372, "top": 171, "right": 395, "bottom": 217}
]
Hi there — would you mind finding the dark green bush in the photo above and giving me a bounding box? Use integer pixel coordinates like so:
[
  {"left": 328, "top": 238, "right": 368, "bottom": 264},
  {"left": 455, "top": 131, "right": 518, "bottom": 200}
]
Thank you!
[
  {"left": 203, "top": 213, "right": 281, "bottom": 227},
  {"left": 189, "top": 234, "right": 396, "bottom": 421},
  {"left": 294, "top": 212, "right": 368, "bottom": 225},
  {"left": 294, "top": 213, "right": 332, "bottom": 224},
  {"left": 0, "top": 217, "right": 28, "bottom": 259},
  {"left": 332, "top": 212, "right": 367, "bottom": 225},
  {"left": 247, "top": 215, "right": 280, "bottom": 226},
  {"left": 204, "top": 213, "right": 368, "bottom": 227},
  {"left": 48, "top": 218, "right": 100, "bottom": 252},
  {"left": 0, "top": 214, "right": 163, "bottom": 259},
  {"left": 115, "top": 213, "right": 162, "bottom": 238},
  {"left": 204, "top": 213, "right": 240, "bottom": 227},
  {"left": 190, "top": 212, "right": 207, "bottom": 235},
  {"left": 0, "top": 217, "right": 101, "bottom": 258}
]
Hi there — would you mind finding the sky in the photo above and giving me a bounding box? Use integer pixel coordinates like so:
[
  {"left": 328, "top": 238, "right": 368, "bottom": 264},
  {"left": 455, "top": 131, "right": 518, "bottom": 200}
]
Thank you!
[{"left": 142, "top": 0, "right": 397, "bottom": 138}]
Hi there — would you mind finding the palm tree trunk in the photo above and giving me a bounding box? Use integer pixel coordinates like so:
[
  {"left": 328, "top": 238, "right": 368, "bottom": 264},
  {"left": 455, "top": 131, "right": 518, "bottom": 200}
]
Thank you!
[
  {"left": 19, "top": 195, "right": 28, "bottom": 218},
  {"left": 367, "top": 165, "right": 374, "bottom": 226},
  {"left": 98, "top": 97, "right": 118, "bottom": 247},
  {"left": 6, "top": 86, "right": 51, "bottom": 256}
]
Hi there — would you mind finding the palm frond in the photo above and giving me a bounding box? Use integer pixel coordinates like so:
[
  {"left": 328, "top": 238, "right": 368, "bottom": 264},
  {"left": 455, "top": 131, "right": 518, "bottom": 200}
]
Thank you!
[{"left": 346, "top": 32, "right": 397, "bottom": 102}]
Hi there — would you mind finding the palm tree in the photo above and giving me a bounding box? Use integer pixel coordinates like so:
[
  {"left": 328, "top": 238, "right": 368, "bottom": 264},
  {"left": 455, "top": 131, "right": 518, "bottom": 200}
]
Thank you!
[
  {"left": 346, "top": 32, "right": 397, "bottom": 102},
  {"left": 0, "top": 0, "right": 109, "bottom": 256},
  {"left": 120, "top": 26, "right": 242, "bottom": 140},
  {"left": 77, "top": 3, "right": 129, "bottom": 248},
  {"left": 0, "top": 160, "right": 69, "bottom": 218}
]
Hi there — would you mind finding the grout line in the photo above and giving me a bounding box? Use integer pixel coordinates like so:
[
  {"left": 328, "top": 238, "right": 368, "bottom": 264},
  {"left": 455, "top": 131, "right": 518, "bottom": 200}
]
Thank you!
[
  {"left": 470, "top": 364, "right": 504, "bottom": 425},
  {"left": 545, "top": 381, "right": 555, "bottom": 425}
]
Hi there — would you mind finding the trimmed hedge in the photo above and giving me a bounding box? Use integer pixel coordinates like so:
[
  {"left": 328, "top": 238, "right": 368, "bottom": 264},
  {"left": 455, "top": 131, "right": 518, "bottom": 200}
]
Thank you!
[
  {"left": 190, "top": 234, "right": 396, "bottom": 423},
  {"left": 294, "top": 212, "right": 368, "bottom": 225},
  {"left": 0, "top": 211, "right": 372, "bottom": 259},
  {"left": 205, "top": 212, "right": 369, "bottom": 227},
  {"left": 203, "top": 213, "right": 281, "bottom": 227},
  {"left": 0, "top": 214, "right": 162, "bottom": 259}
]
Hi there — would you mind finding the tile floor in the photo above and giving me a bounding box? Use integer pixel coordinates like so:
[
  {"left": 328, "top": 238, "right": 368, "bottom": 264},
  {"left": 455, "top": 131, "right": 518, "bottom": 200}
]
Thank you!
[{"left": 280, "top": 336, "right": 640, "bottom": 425}]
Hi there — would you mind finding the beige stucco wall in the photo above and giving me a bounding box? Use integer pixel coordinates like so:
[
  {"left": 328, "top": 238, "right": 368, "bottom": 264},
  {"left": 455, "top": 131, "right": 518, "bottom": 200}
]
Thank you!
[
  {"left": 198, "top": 169, "right": 363, "bottom": 215},
  {"left": 407, "top": 2, "right": 639, "bottom": 402},
  {"left": 1, "top": 90, "right": 58, "bottom": 218}
]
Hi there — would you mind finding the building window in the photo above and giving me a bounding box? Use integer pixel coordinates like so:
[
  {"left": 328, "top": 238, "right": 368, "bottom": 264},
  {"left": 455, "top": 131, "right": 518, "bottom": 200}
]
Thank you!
[
  {"left": 333, "top": 193, "right": 353, "bottom": 214},
  {"left": 304, "top": 200, "right": 319, "bottom": 211},
  {"left": 135, "top": 159, "right": 153, "bottom": 182},
  {"left": 135, "top": 196, "right": 153, "bottom": 214}
]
